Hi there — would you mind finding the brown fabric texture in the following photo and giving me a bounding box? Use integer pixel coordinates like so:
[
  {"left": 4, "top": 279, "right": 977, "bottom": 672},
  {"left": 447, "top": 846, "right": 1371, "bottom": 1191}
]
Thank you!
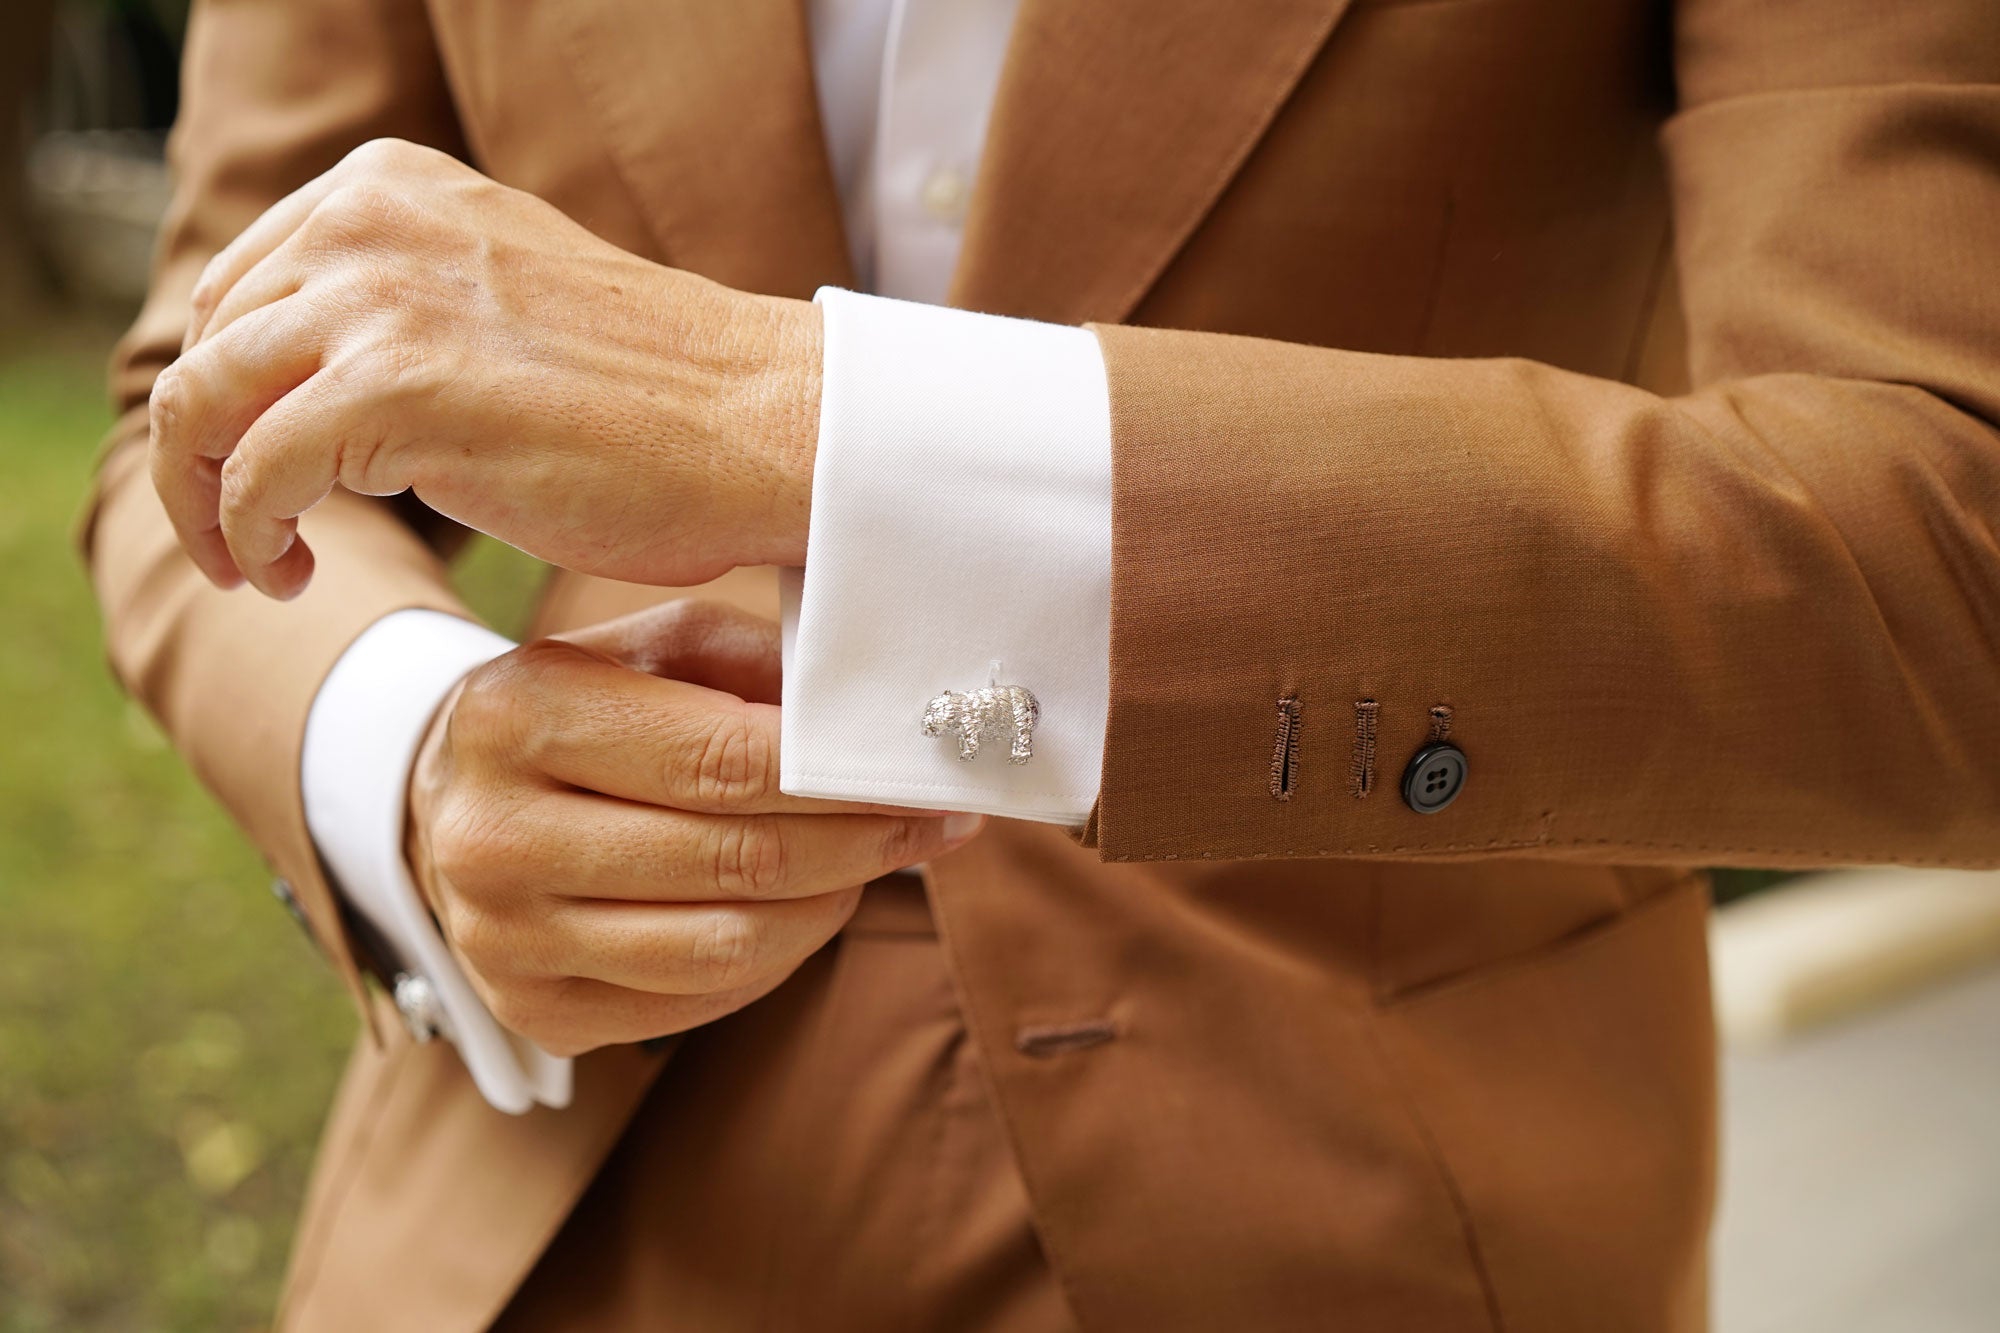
[
  {"left": 495, "top": 878, "right": 1072, "bottom": 1333},
  {"left": 80, "top": 0, "right": 2000, "bottom": 1329}
]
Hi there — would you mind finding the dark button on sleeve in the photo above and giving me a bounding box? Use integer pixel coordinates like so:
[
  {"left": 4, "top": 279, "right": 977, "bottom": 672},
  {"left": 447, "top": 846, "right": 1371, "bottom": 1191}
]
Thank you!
[{"left": 1401, "top": 742, "right": 1467, "bottom": 814}]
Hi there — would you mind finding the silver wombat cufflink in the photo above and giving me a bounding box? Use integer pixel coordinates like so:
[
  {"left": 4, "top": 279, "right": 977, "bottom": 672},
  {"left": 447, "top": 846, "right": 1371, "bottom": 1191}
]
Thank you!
[{"left": 923, "top": 661, "right": 1040, "bottom": 764}]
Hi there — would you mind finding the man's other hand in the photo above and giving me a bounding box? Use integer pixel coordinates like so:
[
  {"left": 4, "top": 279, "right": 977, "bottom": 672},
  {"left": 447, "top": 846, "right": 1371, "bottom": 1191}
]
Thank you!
[
  {"left": 149, "top": 138, "right": 822, "bottom": 601},
  {"left": 403, "top": 600, "right": 980, "bottom": 1058}
]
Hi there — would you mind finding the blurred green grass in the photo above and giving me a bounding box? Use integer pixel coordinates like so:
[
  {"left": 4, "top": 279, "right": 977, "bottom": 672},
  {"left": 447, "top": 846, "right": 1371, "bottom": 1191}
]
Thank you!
[
  {"left": 0, "top": 332, "right": 348, "bottom": 1331},
  {"left": 0, "top": 329, "right": 543, "bottom": 1332}
]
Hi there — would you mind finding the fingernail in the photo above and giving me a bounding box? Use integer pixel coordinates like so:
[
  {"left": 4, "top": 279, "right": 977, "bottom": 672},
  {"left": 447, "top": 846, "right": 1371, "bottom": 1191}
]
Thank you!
[{"left": 942, "top": 813, "right": 984, "bottom": 844}]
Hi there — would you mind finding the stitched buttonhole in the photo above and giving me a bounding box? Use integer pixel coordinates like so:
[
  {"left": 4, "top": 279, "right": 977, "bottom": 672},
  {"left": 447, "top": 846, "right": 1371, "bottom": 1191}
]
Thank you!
[
  {"left": 1016, "top": 1020, "right": 1119, "bottom": 1058},
  {"left": 1429, "top": 704, "right": 1454, "bottom": 743},
  {"left": 1270, "top": 696, "right": 1303, "bottom": 802},
  {"left": 1351, "top": 700, "right": 1380, "bottom": 798}
]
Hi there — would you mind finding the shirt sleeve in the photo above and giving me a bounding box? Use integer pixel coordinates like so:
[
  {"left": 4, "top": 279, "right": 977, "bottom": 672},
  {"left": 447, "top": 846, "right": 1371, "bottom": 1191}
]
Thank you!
[
  {"left": 300, "top": 608, "right": 570, "bottom": 1114},
  {"left": 779, "top": 288, "right": 1113, "bottom": 824}
]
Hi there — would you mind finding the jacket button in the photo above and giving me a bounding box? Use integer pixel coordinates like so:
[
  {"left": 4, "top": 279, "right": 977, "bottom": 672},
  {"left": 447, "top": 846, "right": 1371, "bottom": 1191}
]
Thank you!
[{"left": 1401, "top": 742, "right": 1467, "bottom": 814}]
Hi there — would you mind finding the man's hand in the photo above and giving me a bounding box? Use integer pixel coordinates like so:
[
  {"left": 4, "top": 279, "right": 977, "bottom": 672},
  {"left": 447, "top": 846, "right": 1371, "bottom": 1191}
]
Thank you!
[
  {"left": 149, "top": 137, "right": 822, "bottom": 600},
  {"left": 404, "top": 600, "right": 979, "bottom": 1058}
]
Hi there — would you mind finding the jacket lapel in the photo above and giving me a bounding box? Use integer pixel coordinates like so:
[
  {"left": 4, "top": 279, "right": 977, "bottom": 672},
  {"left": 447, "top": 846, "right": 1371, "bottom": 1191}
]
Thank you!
[
  {"left": 554, "top": 0, "right": 855, "bottom": 297},
  {"left": 950, "top": 0, "right": 1354, "bottom": 324}
]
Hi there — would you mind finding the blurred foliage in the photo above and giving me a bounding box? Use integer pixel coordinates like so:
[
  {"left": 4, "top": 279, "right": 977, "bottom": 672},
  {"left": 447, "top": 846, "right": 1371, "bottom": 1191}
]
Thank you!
[
  {"left": 1711, "top": 868, "right": 1792, "bottom": 906},
  {"left": 0, "top": 328, "right": 546, "bottom": 1332},
  {"left": 0, "top": 331, "right": 352, "bottom": 1331},
  {"left": 451, "top": 532, "right": 548, "bottom": 642}
]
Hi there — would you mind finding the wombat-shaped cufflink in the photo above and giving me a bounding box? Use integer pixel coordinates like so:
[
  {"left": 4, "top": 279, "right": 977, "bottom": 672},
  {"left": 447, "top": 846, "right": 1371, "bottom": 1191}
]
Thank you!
[{"left": 922, "top": 683, "right": 1040, "bottom": 764}]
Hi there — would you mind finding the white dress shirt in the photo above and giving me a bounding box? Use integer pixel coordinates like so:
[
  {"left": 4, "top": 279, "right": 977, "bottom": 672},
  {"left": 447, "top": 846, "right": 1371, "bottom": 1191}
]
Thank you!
[{"left": 301, "top": 0, "right": 1111, "bottom": 1111}]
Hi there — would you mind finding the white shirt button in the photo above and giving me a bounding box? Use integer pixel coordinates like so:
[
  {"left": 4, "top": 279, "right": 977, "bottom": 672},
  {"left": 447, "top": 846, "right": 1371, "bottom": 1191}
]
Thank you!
[{"left": 920, "top": 165, "right": 971, "bottom": 224}]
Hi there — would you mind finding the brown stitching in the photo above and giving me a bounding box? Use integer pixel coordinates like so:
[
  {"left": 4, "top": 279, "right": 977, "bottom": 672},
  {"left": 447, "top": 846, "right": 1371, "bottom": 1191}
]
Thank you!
[
  {"left": 1429, "top": 704, "right": 1453, "bottom": 743},
  {"left": 1270, "top": 697, "right": 1302, "bottom": 801},
  {"left": 1016, "top": 1020, "right": 1118, "bottom": 1057},
  {"left": 1117, "top": 838, "right": 1549, "bottom": 863},
  {"left": 1108, "top": 829, "right": 1990, "bottom": 866},
  {"left": 1351, "top": 700, "right": 1380, "bottom": 798}
]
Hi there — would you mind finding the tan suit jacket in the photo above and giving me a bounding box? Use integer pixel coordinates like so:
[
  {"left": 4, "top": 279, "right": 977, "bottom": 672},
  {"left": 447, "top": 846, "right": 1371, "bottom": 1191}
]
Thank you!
[{"left": 84, "top": 0, "right": 2000, "bottom": 1329}]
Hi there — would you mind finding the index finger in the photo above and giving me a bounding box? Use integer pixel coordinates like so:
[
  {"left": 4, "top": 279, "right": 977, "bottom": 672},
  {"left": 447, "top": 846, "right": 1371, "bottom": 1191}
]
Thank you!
[
  {"left": 183, "top": 171, "right": 341, "bottom": 351},
  {"left": 492, "top": 647, "right": 943, "bottom": 819}
]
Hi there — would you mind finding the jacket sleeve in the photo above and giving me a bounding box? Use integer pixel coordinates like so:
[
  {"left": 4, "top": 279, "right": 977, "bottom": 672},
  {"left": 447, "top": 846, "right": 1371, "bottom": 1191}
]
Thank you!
[
  {"left": 1089, "top": 0, "right": 2000, "bottom": 869},
  {"left": 81, "top": 0, "right": 478, "bottom": 1015}
]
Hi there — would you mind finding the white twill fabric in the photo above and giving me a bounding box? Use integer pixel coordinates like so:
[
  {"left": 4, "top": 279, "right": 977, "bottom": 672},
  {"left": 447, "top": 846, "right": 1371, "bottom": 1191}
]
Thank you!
[{"left": 779, "top": 288, "right": 1111, "bottom": 824}]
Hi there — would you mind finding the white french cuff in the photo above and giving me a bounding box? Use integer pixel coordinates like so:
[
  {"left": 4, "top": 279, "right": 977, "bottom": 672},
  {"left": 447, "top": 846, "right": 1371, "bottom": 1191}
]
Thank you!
[
  {"left": 780, "top": 288, "right": 1113, "bottom": 824},
  {"left": 301, "top": 609, "right": 569, "bottom": 1115}
]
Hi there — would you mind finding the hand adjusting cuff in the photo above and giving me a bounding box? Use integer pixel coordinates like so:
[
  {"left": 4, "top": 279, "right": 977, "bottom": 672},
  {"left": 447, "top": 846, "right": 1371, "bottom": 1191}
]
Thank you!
[{"left": 300, "top": 608, "right": 570, "bottom": 1113}]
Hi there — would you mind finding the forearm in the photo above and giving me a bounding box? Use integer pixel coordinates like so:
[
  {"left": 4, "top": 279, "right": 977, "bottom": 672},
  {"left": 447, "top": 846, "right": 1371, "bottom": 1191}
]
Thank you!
[
  {"left": 80, "top": 0, "right": 477, "bottom": 1001},
  {"left": 1089, "top": 20, "right": 2000, "bottom": 868},
  {"left": 1089, "top": 325, "right": 2000, "bottom": 868},
  {"left": 85, "top": 423, "right": 472, "bottom": 998}
]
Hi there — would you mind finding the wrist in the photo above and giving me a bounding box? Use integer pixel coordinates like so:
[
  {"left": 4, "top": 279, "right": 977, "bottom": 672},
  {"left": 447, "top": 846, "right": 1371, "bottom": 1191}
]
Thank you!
[{"left": 737, "top": 293, "right": 822, "bottom": 568}]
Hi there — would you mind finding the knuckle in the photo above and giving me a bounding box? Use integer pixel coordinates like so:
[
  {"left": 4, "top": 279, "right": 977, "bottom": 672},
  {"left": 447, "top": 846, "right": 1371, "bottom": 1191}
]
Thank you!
[
  {"left": 880, "top": 817, "right": 936, "bottom": 871},
  {"left": 511, "top": 637, "right": 581, "bottom": 676},
  {"left": 148, "top": 365, "right": 190, "bottom": 440},
  {"left": 447, "top": 667, "right": 509, "bottom": 744},
  {"left": 710, "top": 816, "right": 787, "bottom": 899},
  {"left": 343, "top": 182, "right": 404, "bottom": 219},
  {"left": 322, "top": 182, "right": 390, "bottom": 229},
  {"left": 429, "top": 795, "right": 521, "bottom": 897},
  {"left": 343, "top": 136, "right": 418, "bottom": 176},
  {"left": 427, "top": 815, "right": 479, "bottom": 893},
  {"left": 443, "top": 897, "right": 509, "bottom": 975},
  {"left": 307, "top": 183, "right": 403, "bottom": 250},
  {"left": 187, "top": 273, "right": 221, "bottom": 325},
  {"left": 451, "top": 654, "right": 543, "bottom": 756},
  {"left": 472, "top": 641, "right": 569, "bottom": 759},
  {"left": 692, "top": 707, "right": 773, "bottom": 808},
  {"left": 215, "top": 449, "right": 260, "bottom": 513},
  {"left": 684, "top": 911, "right": 760, "bottom": 993},
  {"left": 481, "top": 981, "right": 552, "bottom": 1043},
  {"left": 330, "top": 417, "right": 394, "bottom": 498}
]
